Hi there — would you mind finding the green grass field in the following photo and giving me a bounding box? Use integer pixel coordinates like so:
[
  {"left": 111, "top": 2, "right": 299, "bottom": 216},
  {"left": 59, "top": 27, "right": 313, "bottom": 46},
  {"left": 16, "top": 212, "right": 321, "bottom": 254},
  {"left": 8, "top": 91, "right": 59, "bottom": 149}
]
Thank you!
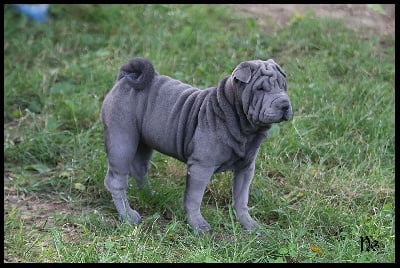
[{"left": 4, "top": 4, "right": 395, "bottom": 263}]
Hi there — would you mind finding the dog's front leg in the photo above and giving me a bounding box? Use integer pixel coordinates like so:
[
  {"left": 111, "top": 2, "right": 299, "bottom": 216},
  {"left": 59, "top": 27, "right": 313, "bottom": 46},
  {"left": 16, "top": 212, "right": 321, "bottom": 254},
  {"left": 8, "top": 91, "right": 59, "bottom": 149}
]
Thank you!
[
  {"left": 183, "top": 164, "right": 214, "bottom": 233},
  {"left": 232, "top": 163, "right": 259, "bottom": 231}
]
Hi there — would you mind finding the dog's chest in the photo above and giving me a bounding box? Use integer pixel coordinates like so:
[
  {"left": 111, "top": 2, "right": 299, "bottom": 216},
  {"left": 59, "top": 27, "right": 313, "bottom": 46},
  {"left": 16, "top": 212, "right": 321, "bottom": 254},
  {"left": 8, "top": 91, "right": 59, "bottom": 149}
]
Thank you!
[{"left": 215, "top": 132, "right": 268, "bottom": 172}]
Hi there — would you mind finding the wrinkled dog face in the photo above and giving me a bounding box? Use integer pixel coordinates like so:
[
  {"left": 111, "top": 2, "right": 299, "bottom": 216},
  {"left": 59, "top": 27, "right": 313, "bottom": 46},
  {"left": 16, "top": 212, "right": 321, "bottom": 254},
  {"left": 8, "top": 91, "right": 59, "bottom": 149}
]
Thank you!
[{"left": 232, "top": 59, "right": 292, "bottom": 127}]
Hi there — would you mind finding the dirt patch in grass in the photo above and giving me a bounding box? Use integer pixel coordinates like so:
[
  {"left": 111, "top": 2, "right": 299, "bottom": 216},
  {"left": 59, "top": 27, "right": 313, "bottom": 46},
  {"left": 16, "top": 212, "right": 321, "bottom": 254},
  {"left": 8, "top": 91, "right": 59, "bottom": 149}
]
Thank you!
[
  {"left": 4, "top": 173, "right": 70, "bottom": 228},
  {"left": 235, "top": 4, "right": 395, "bottom": 38}
]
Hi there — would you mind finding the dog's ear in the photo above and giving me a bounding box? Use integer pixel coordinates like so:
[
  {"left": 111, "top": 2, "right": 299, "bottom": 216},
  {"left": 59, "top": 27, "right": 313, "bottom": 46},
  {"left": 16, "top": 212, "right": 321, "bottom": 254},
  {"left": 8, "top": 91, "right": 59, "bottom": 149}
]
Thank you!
[{"left": 232, "top": 62, "right": 252, "bottom": 83}]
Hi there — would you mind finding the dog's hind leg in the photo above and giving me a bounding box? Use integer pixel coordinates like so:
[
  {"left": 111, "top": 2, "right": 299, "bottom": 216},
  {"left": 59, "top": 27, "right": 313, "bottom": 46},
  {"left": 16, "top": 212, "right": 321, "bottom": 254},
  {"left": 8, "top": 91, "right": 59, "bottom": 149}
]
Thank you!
[
  {"left": 130, "top": 142, "right": 153, "bottom": 189},
  {"left": 104, "top": 132, "right": 142, "bottom": 224}
]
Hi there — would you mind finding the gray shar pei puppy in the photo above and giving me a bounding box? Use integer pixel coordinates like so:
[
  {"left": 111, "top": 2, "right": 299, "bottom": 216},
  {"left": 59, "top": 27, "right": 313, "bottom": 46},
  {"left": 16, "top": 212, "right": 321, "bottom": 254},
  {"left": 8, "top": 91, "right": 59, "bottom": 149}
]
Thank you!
[{"left": 101, "top": 57, "right": 292, "bottom": 233}]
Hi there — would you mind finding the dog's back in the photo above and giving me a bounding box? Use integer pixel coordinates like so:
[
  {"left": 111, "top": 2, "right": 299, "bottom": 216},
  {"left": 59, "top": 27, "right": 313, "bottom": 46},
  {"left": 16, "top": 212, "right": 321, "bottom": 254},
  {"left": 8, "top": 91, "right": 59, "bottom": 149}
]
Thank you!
[{"left": 102, "top": 57, "right": 212, "bottom": 161}]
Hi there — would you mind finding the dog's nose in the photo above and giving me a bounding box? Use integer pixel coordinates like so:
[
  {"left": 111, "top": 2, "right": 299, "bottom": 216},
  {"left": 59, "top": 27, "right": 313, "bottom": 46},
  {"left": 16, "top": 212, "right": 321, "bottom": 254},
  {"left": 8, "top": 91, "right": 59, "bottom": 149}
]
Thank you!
[
  {"left": 278, "top": 99, "right": 290, "bottom": 112},
  {"left": 276, "top": 99, "right": 292, "bottom": 121}
]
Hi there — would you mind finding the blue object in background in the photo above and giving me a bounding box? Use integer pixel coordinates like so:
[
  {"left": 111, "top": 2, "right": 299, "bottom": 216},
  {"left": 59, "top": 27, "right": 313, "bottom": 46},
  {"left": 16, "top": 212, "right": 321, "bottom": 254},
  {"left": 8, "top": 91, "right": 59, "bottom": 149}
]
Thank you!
[{"left": 12, "top": 4, "right": 50, "bottom": 23}]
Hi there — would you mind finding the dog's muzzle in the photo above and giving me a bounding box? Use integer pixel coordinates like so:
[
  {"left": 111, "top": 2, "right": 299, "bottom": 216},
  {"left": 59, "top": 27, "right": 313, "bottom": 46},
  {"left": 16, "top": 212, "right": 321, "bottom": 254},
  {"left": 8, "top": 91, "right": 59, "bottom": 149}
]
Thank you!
[
  {"left": 275, "top": 98, "right": 292, "bottom": 121},
  {"left": 267, "top": 95, "right": 292, "bottom": 123}
]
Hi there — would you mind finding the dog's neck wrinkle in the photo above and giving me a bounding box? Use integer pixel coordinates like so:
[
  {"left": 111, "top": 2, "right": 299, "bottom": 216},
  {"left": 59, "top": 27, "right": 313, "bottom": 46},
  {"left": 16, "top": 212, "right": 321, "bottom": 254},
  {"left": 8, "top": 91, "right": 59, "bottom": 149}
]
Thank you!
[
  {"left": 222, "top": 77, "right": 236, "bottom": 106},
  {"left": 225, "top": 77, "right": 269, "bottom": 136},
  {"left": 218, "top": 77, "right": 268, "bottom": 135},
  {"left": 216, "top": 77, "right": 244, "bottom": 139},
  {"left": 206, "top": 77, "right": 267, "bottom": 158}
]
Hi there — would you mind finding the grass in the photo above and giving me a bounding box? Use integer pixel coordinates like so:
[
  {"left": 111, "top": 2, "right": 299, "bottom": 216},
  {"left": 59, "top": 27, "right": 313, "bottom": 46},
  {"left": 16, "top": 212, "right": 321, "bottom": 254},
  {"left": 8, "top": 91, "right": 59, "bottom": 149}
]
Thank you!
[{"left": 4, "top": 4, "right": 395, "bottom": 263}]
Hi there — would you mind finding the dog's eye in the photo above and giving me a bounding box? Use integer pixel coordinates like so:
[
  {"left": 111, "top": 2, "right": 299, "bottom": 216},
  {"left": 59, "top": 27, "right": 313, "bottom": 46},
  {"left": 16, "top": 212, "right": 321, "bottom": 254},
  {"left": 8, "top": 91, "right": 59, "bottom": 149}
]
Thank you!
[{"left": 257, "top": 86, "right": 272, "bottom": 92}]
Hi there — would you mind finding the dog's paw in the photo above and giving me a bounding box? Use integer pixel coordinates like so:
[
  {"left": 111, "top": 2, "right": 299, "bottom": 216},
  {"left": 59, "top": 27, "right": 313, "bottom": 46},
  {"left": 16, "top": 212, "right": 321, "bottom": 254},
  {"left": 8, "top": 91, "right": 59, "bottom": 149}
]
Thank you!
[
  {"left": 192, "top": 223, "right": 212, "bottom": 234},
  {"left": 188, "top": 215, "right": 212, "bottom": 234},
  {"left": 119, "top": 209, "right": 142, "bottom": 225},
  {"left": 239, "top": 215, "right": 259, "bottom": 232}
]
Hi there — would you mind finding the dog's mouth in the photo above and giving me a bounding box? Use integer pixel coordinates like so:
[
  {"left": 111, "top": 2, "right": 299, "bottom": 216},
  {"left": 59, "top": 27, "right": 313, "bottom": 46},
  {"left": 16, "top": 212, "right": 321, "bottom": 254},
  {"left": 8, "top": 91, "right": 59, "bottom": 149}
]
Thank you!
[
  {"left": 250, "top": 115, "right": 282, "bottom": 127},
  {"left": 281, "top": 109, "right": 293, "bottom": 121},
  {"left": 249, "top": 105, "right": 292, "bottom": 126},
  {"left": 262, "top": 113, "right": 291, "bottom": 124}
]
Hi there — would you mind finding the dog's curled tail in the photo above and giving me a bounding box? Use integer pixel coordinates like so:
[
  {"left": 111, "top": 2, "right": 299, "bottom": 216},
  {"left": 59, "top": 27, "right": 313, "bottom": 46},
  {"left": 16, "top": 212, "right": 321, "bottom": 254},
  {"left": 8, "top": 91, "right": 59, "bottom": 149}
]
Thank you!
[{"left": 116, "top": 57, "right": 155, "bottom": 90}]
